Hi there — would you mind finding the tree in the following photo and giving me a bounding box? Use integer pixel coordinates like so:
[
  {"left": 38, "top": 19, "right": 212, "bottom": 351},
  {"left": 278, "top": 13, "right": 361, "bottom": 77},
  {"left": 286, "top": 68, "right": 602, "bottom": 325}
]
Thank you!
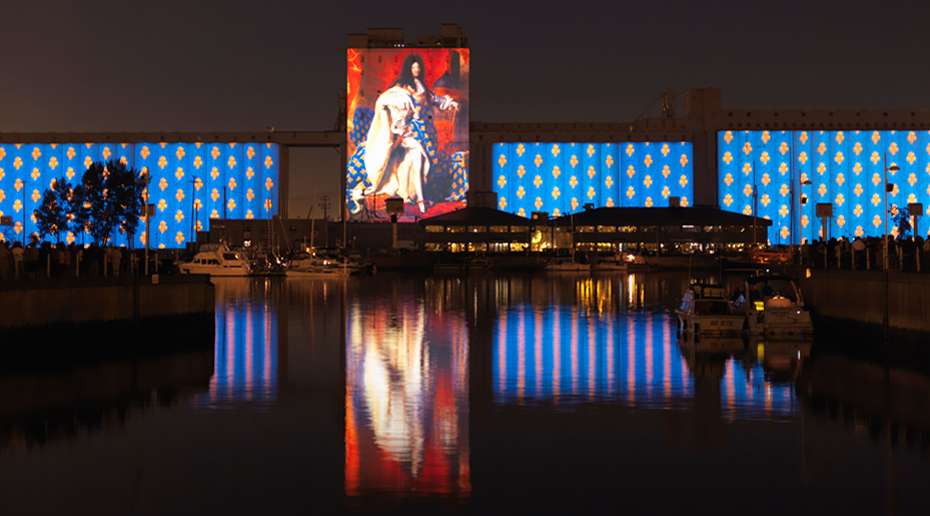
[
  {"left": 72, "top": 160, "right": 146, "bottom": 246},
  {"left": 34, "top": 176, "right": 73, "bottom": 244}
]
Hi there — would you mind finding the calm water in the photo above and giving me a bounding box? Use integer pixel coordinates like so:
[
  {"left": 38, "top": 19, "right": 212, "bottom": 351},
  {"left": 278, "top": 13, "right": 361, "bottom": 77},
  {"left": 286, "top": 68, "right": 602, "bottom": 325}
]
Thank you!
[{"left": 2, "top": 272, "right": 930, "bottom": 514}]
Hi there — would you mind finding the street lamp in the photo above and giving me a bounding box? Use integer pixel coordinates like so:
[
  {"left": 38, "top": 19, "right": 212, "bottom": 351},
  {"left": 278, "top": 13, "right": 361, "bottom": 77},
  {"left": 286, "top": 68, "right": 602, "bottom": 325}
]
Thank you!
[
  {"left": 797, "top": 176, "right": 812, "bottom": 274},
  {"left": 883, "top": 153, "right": 900, "bottom": 271}
]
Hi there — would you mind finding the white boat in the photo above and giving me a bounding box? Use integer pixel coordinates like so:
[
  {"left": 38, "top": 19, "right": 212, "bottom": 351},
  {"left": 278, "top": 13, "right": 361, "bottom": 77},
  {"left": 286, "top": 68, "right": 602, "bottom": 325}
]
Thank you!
[
  {"left": 736, "top": 275, "right": 813, "bottom": 338},
  {"left": 676, "top": 283, "right": 745, "bottom": 337},
  {"left": 285, "top": 252, "right": 351, "bottom": 278},
  {"left": 179, "top": 245, "right": 253, "bottom": 276},
  {"left": 545, "top": 258, "right": 590, "bottom": 272},
  {"left": 590, "top": 254, "right": 628, "bottom": 272}
]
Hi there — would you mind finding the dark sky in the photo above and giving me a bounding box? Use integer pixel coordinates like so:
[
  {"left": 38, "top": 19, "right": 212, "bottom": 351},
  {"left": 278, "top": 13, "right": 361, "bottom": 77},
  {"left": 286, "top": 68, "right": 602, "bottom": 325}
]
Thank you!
[{"left": 2, "top": 0, "right": 928, "bottom": 217}]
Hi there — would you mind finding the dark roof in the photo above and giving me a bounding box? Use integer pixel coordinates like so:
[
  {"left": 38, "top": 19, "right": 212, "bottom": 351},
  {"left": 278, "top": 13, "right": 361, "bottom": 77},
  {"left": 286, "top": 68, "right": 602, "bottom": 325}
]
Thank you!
[
  {"left": 418, "top": 206, "right": 533, "bottom": 226},
  {"left": 553, "top": 206, "right": 773, "bottom": 227}
]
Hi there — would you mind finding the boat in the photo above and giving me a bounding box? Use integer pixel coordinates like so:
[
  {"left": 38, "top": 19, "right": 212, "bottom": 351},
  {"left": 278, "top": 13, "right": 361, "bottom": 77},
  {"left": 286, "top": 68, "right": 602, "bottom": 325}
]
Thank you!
[
  {"left": 545, "top": 258, "right": 590, "bottom": 272},
  {"left": 179, "top": 244, "right": 253, "bottom": 276},
  {"left": 285, "top": 251, "right": 352, "bottom": 278},
  {"left": 590, "top": 253, "right": 628, "bottom": 272},
  {"left": 675, "top": 283, "right": 745, "bottom": 337},
  {"left": 735, "top": 275, "right": 813, "bottom": 338}
]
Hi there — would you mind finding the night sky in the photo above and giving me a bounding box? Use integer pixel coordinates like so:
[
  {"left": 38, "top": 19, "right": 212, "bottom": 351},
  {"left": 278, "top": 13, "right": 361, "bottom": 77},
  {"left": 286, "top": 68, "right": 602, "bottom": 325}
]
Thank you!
[{"left": 2, "top": 0, "right": 928, "bottom": 218}]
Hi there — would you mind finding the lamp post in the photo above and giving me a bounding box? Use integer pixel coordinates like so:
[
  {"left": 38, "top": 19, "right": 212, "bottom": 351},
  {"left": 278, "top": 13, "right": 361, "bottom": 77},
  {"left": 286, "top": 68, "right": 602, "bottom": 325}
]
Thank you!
[
  {"left": 883, "top": 153, "right": 900, "bottom": 271},
  {"left": 797, "top": 176, "right": 812, "bottom": 275}
]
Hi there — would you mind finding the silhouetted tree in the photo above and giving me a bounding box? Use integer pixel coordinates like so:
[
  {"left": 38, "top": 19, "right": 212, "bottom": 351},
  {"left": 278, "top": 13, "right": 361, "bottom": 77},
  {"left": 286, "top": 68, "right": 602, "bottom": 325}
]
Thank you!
[
  {"left": 34, "top": 176, "right": 73, "bottom": 244},
  {"left": 72, "top": 160, "right": 146, "bottom": 246}
]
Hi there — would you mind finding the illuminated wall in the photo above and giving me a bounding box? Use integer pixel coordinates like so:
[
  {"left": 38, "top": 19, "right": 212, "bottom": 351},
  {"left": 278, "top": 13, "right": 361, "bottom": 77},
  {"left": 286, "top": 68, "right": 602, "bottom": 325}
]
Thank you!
[
  {"left": 492, "top": 142, "right": 694, "bottom": 218},
  {"left": 0, "top": 142, "right": 279, "bottom": 249},
  {"left": 346, "top": 48, "right": 469, "bottom": 222},
  {"left": 718, "top": 130, "right": 930, "bottom": 243}
]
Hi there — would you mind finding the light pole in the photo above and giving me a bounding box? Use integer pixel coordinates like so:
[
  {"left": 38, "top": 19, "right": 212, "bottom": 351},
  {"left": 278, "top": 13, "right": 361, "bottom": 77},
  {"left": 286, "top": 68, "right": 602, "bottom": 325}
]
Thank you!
[
  {"left": 883, "top": 153, "right": 900, "bottom": 271},
  {"left": 797, "top": 176, "right": 812, "bottom": 275}
]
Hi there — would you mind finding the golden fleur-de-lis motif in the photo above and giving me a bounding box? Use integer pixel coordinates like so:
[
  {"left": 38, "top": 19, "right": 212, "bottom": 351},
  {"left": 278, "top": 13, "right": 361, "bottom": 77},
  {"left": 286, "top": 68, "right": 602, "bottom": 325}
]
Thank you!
[
  {"left": 660, "top": 165, "right": 670, "bottom": 178},
  {"left": 552, "top": 165, "right": 561, "bottom": 179},
  {"left": 743, "top": 205, "right": 752, "bottom": 215},
  {"left": 605, "top": 175, "right": 614, "bottom": 188},
  {"left": 210, "top": 166, "right": 220, "bottom": 180},
  {"left": 14, "top": 178, "right": 23, "bottom": 192},
  {"left": 743, "top": 183, "right": 753, "bottom": 198},
  {"left": 175, "top": 189, "right": 185, "bottom": 203},
  {"left": 890, "top": 183, "right": 900, "bottom": 197},
  {"left": 586, "top": 144, "right": 595, "bottom": 158},
  {"left": 246, "top": 147, "right": 255, "bottom": 160},
  {"left": 517, "top": 186, "right": 526, "bottom": 199},
  {"left": 777, "top": 162, "right": 788, "bottom": 175},
  {"left": 837, "top": 214, "right": 848, "bottom": 228},
  {"left": 14, "top": 157, "right": 23, "bottom": 170},
  {"left": 193, "top": 156, "right": 203, "bottom": 169},
  {"left": 779, "top": 204, "right": 789, "bottom": 218},
  {"left": 871, "top": 193, "right": 881, "bottom": 206},
  {"left": 498, "top": 197, "right": 507, "bottom": 210},
  {"left": 552, "top": 208, "right": 562, "bottom": 217},
  {"left": 31, "top": 167, "right": 40, "bottom": 181},
  {"left": 836, "top": 173, "right": 845, "bottom": 187},
  {"left": 157, "top": 177, "right": 167, "bottom": 191},
  {"left": 264, "top": 177, "right": 274, "bottom": 191},
  {"left": 139, "top": 146, "right": 150, "bottom": 160},
  {"left": 906, "top": 151, "right": 917, "bottom": 165},
  {"left": 264, "top": 198, "right": 273, "bottom": 212},
  {"left": 855, "top": 225, "right": 864, "bottom": 237},
  {"left": 679, "top": 175, "right": 688, "bottom": 188},
  {"left": 210, "top": 209, "right": 219, "bottom": 219},
  {"left": 759, "top": 151, "right": 770, "bottom": 166},
  {"left": 516, "top": 165, "right": 526, "bottom": 179},
  {"left": 46, "top": 156, "right": 59, "bottom": 171},
  {"left": 835, "top": 132, "right": 845, "bottom": 145},
  {"left": 228, "top": 177, "right": 238, "bottom": 191},
  {"left": 644, "top": 154, "right": 653, "bottom": 167},
  {"left": 246, "top": 189, "right": 255, "bottom": 202},
  {"left": 816, "top": 162, "right": 826, "bottom": 175},
  {"left": 175, "top": 167, "right": 184, "bottom": 181},
  {"left": 227, "top": 198, "right": 237, "bottom": 212},
  {"left": 761, "top": 173, "right": 771, "bottom": 186},
  {"left": 779, "top": 183, "right": 790, "bottom": 197},
  {"left": 854, "top": 183, "right": 864, "bottom": 197},
  {"left": 586, "top": 186, "right": 595, "bottom": 199},
  {"left": 816, "top": 142, "right": 826, "bottom": 156},
  {"left": 761, "top": 193, "right": 771, "bottom": 207},
  {"left": 173, "top": 146, "right": 184, "bottom": 161},
  {"left": 570, "top": 155, "right": 578, "bottom": 168},
  {"left": 625, "top": 144, "right": 635, "bottom": 157},
  {"left": 156, "top": 156, "right": 167, "bottom": 170},
  {"left": 570, "top": 197, "right": 579, "bottom": 211},
  {"left": 175, "top": 231, "right": 185, "bottom": 245},
  {"left": 724, "top": 131, "right": 734, "bottom": 144},
  {"left": 551, "top": 144, "right": 560, "bottom": 157},
  {"left": 871, "top": 173, "right": 882, "bottom": 188},
  {"left": 643, "top": 175, "right": 653, "bottom": 188},
  {"left": 158, "top": 198, "right": 167, "bottom": 212},
  {"left": 227, "top": 156, "right": 237, "bottom": 169},
  {"left": 723, "top": 151, "right": 733, "bottom": 165},
  {"left": 643, "top": 196, "right": 653, "bottom": 207},
  {"left": 31, "top": 147, "right": 41, "bottom": 161},
  {"left": 739, "top": 162, "right": 751, "bottom": 176},
  {"left": 174, "top": 209, "right": 184, "bottom": 223},
  {"left": 888, "top": 142, "right": 899, "bottom": 156},
  {"left": 497, "top": 175, "right": 507, "bottom": 189},
  {"left": 246, "top": 166, "right": 255, "bottom": 180},
  {"left": 836, "top": 193, "right": 845, "bottom": 206},
  {"left": 661, "top": 185, "right": 671, "bottom": 199},
  {"left": 798, "top": 152, "right": 808, "bottom": 165},
  {"left": 661, "top": 144, "right": 670, "bottom": 157},
  {"left": 817, "top": 183, "right": 827, "bottom": 197},
  {"left": 872, "top": 214, "right": 882, "bottom": 228},
  {"left": 908, "top": 131, "right": 917, "bottom": 145},
  {"left": 871, "top": 131, "right": 881, "bottom": 145},
  {"left": 605, "top": 154, "right": 614, "bottom": 168},
  {"left": 264, "top": 155, "right": 274, "bottom": 172},
  {"left": 101, "top": 146, "right": 113, "bottom": 161},
  {"left": 587, "top": 165, "right": 596, "bottom": 179},
  {"left": 801, "top": 215, "right": 809, "bottom": 228},
  {"left": 854, "top": 204, "right": 863, "bottom": 217},
  {"left": 724, "top": 173, "right": 734, "bottom": 187},
  {"left": 679, "top": 154, "right": 689, "bottom": 168},
  {"left": 551, "top": 186, "right": 561, "bottom": 199},
  {"left": 211, "top": 188, "right": 220, "bottom": 202},
  {"left": 626, "top": 186, "right": 635, "bottom": 199},
  {"left": 12, "top": 199, "right": 22, "bottom": 212},
  {"left": 870, "top": 151, "right": 881, "bottom": 165},
  {"left": 604, "top": 197, "right": 614, "bottom": 207},
  {"left": 743, "top": 142, "right": 753, "bottom": 156},
  {"left": 778, "top": 141, "right": 789, "bottom": 156},
  {"left": 517, "top": 208, "right": 526, "bottom": 217},
  {"left": 891, "top": 225, "right": 900, "bottom": 239},
  {"left": 851, "top": 162, "right": 863, "bottom": 175},
  {"left": 534, "top": 154, "right": 543, "bottom": 167},
  {"left": 498, "top": 154, "right": 507, "bottom": 168},
  {"left": 761, "top": 131, "right": 771, "bottom": 144},
  {"left": 28, "top": 188, "right": 38, "bottom": 203},
  {"left": 853, "top": 142, "right": 863, "bottom": 156},
  {"left": 229, "top": 142, "right": 237, "bottom": 149},
  {"left": 211, "top": 146, "right": 221, "bottom": 160},
  {"left": 534, "top": 196, "right": 543, "bottom": 210},
  {"left": 799, "top": 131, "right": 809, "bottom": 144},
  {"left": 158, "top": 220, "right": 167, "bottom": 234},
  {"left": 533, "top": 175, "right": 543, "bottom": 188},
  {"left": 627, "top": 165, "right": 636, "bottom": 178},
  {"left": 0, "top": 147, "right": 6, "bottom": 161},
  {"left": 516, "top": 144, "right": 526, "bottom": 157},
  {"left": 194, "top": 177, "right": 203, "bottom": 191},
  {"left": 834, "top": 151, "right": 844, "bottom": 165},
  {"left": 569, "top": 176, "right": 578, "bottom": 189}
]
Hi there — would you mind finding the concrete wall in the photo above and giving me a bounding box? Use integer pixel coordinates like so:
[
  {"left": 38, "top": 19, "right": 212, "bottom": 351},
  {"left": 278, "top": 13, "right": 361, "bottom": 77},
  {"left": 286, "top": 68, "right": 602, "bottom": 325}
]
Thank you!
[
  {"left": 0, "top": 275, "right": 214, "bottom": 330},
  {"left": 800, "top": 270, "right": 930, "bottom": 332}
]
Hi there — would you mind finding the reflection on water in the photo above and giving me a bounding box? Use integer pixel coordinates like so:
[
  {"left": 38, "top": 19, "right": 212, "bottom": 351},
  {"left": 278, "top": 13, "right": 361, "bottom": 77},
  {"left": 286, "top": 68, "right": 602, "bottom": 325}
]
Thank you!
[
  {"left": 191, "top": 278, "right": 279, "bottom": 410},
  {"left": 346, "top": 278, "right": 470, "bottom": 497}
]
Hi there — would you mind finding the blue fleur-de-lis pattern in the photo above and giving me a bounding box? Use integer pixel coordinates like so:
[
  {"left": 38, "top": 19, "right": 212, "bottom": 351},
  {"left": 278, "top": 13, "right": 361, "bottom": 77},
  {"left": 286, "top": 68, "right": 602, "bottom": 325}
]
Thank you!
[{"left": 0, "top": 142, "right": 279, "bottom": 249}]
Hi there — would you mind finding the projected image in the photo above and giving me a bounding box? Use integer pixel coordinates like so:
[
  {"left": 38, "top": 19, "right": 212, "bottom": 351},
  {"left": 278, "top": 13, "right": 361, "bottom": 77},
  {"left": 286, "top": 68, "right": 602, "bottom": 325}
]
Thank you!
[{"left": 346, "top": 48, "right": 469, "bottom": 222}]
